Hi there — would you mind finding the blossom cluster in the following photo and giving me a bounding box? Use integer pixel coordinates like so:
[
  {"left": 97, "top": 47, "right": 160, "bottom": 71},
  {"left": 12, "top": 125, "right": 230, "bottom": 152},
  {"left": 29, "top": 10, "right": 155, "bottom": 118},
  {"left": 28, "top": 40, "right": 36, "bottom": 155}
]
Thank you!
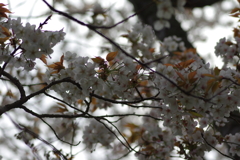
[
  {"left": 82, "top": 120, "right": 114, "bottom": 151},
  {"left": 154, "top": 0, "right": 186, "bottom": 30},
  {"left": 42, "top": 21, "right": 240, "bottom": 158},
  {"left": 0, "top": 17, "right": 65, "bottom": 70},
  {"left": 135, "top": 115, "right": 174, "bottom": 160},
  {"left": 45, "top": 21, "right": 158, "bottom": 106},
  {"left": 225, "top": 133, "right": 240, "bottom": 156},
  {"left": 214, "top": 36, "right": 240, "bottom": 66},
  {"left": 160, "top": 36, "right": 185, "bottom": 53},
  {"left": 124, "top": 22, "right": 156, "bottom": 62},
  {"left": 2, "top": 1, "right": 240, "bottom": 159}
]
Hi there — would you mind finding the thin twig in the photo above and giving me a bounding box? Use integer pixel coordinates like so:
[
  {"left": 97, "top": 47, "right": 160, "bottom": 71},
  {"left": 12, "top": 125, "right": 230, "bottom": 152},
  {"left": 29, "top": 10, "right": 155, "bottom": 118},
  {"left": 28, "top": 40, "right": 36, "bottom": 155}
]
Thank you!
[
  {"left": 201, "top": 133, "right": 234, "bottom": 160},
  {"left": 5, "top": 113, "right": 68, "bottom": 160}
]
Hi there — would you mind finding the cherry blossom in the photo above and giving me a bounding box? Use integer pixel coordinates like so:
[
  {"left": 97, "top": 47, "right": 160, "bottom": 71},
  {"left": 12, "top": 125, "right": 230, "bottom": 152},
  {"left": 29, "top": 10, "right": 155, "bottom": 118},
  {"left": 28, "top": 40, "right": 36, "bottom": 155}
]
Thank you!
[{"left": 1, "top": 1, "right": 240, "bottom": 160}]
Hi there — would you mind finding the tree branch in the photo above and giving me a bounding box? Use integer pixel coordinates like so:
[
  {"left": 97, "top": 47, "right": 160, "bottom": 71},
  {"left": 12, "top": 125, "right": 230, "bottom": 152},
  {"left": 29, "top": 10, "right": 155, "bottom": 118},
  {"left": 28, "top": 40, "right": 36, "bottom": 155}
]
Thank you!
[
  {"left": 1, "top": 70, "right": 26, "bottom": 99},
  {"left": 184, "top": 0, "right": 223, "bottom": 8}
]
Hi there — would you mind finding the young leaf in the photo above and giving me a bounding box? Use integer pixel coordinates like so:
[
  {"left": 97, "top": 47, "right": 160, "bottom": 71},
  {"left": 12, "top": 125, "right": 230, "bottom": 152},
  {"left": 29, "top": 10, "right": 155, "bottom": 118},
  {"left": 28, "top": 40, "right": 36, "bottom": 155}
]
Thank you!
[
  {"left": 188, "top": 110, "right": 203, "bottom": 118},
  {"left": 91, "top": 56, "right": 104, "bottom": 64},
  {"left": 40, "top": 54, "right": 47, "bottom": 64},
  {"left": 176, "top": 71, "right": 185, "bottom": 81},
  {"left": 230, "top": 7, "right": 240, "bottom": 14},
  {"left": 211, "top": 81, "right": 221, "bottom": 93},
  {"left": 175, "top": 59, "right": 195, "bottom": 69},
  {"left": 0, "top": 26, "right": 11, "bottom": 37},
  {"left": 47, "top": 55, "right": 65, "bottom": 74},
  {"left": 149, "top": 48, "right": 155, "bottom": 53},
  {"left": 0, "top": 3, "right": 12, "bottom": 18},
  {"left": 205, "top": 79, "right": 215, "bottom": 94},
  {"left": 202, "top": 74, "right": 215, "bottom": 77},
  {"left": 0, "top": 37, "right": 9, "bottom": 44},
  {"left": 106, "top": 51, "right": 118, "bottom": 62},
  {"left": 188, "top": 71, "right": 198, "bottom": 83},
  {"left": 214, "top": 67, "right": 221, "bottom": 75}
]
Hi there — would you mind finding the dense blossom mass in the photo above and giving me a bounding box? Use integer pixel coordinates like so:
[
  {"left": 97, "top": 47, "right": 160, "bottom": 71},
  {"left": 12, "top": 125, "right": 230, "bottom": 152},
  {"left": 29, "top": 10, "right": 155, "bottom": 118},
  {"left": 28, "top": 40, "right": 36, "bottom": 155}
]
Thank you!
[
  {"left": 1, "top": 0, "right": 240, "bottom": 160},
  {"left": 0, "top": 17, "right": 65, "bottom": 70}
]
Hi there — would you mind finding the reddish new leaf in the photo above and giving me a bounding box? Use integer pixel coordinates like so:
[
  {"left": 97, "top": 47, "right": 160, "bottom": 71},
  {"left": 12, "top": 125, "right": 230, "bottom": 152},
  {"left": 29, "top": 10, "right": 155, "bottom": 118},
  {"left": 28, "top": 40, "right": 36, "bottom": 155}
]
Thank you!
[
  {"left": 188, "top": 71, "right": 198, "bottom": 83},
  {"left": 47, "top": 55, "right": 65, "bottom": 74},
  {"left": 40, "top": 54, "right": 47, "bottom": 64},
  {"left": 91, "top": 56, "right": 104, "bottom": 64},
  {"left": 0, "top": 3, "right": 11, "bottom": 18},
  {"left": 106, "top": 51, "right": 118, "bottom": 62}
]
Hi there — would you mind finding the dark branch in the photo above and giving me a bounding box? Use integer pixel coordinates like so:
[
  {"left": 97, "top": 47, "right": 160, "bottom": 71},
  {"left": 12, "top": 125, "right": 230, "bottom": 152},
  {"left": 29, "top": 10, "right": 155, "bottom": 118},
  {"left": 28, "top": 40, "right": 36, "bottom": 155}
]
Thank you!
[
  {"left": 184, "top": 0, "right": 223, "bottom": 8},
  {"left": 1, "top": 70, "right": 26, "bottom": 98},
  {"left": 5, "top": 113, "right": 68, "bottom": 160},
  {"left": 0, "top": 77, "right": 73, "bottom": 115}
]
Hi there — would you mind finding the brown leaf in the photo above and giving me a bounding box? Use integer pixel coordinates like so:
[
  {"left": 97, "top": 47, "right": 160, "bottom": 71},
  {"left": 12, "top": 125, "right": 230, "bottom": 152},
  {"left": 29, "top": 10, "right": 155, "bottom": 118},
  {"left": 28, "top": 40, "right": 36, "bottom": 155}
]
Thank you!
[
  {"left": 211, "top": 81, "right": 221, "bottom": 93},
  {"left": 91, "top": 56, "right": 104, "bottom": 64},
  {"left": 0, "top": 25, "right": 11, "bottom": 37},
  {"left": 106, "top": 51, "right": 118, "bottom": 62},
  {"left": 47, "top": 55, "right": 65, "bottom": 74},
  {"left": 40, "top": 54, "right": 47, "bottom": 64},
  {"left": 188, "top": 71, "right": 198, "bottom": 83},
  {"left": 176, "top": 71, "right": 185, "bottom": 81},
  {"left": 0, "top": 3, "right": 12, "bottom": 18},
  {"left": 230, "top": 7, "right": 240, "bottom": 14}
]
